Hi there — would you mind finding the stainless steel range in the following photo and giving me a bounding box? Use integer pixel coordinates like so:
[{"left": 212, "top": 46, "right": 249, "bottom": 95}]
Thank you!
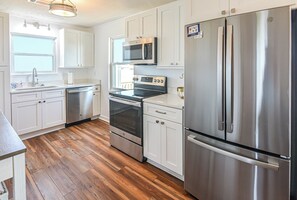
[{"left": 109, "top": 75, "right": 167, "bottom": 162}]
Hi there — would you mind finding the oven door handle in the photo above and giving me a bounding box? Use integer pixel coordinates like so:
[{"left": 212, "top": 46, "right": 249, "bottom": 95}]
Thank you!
[{"left": 109, "top": 96, "right": 141, "bottom": 107}]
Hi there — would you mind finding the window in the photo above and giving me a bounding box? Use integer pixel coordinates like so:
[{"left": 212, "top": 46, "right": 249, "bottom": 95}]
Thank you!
[
  {"left": 110, "top": 37, "right": 134, "bottom": 90},
  {"left": 12, "top": 34, "right": 56, "bottom": 73}
]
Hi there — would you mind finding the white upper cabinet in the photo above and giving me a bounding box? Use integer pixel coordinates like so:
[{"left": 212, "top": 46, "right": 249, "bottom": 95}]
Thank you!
[
  {"left": 185, "top": 0, "right": 294, "bottom": 24},
  {"left": 80, "top": 31, "right": 95, "bottom": 67},
  {"left": 229, "top": 0, "right": 295, "bottom": 16},
  {"left": 185, "top": 0, "right": 229, "bottom": 24},
  {"left": 158, "top": 1, "right": 184, "bottom": 67},
  {"left": 0, "top": 12, "right": 9, "bottom": 66},
  {"left": 60, "top": 29, "right": 94, "bottom": 68},
  {"left": 125, "top": 9, "right": 157, "bottom": 40}
]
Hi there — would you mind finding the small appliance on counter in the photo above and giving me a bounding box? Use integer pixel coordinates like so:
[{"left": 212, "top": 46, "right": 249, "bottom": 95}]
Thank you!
[
  {"left": 123, "top": 37, "right": 157, "bottom": 65},
  {"left": 109, "top": 75, "right": 167, "bottom": 162},
  {"left": 67, "top": 72, "right": 74, "bottom": 85},
  {"left": 177, "top": 87, "right": 184, "bottom": 99}
]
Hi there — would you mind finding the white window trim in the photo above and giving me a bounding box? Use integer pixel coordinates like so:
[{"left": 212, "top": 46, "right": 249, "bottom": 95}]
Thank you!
[
  {"left": 109, "top": 35, "right": 127, "bottom": 91},
  {"left": 11, "top": 33, "right": 57, "bottom": 75}
]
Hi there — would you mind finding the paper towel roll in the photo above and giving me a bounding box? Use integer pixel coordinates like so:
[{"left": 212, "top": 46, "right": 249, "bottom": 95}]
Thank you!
[{"left": 68, "top": 72, "right": 73, "bottom": 85}]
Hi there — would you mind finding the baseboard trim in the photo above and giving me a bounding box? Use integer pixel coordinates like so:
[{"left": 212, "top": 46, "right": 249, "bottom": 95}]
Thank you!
[
  {"left": 146, "top": 159, "right": 184, "bottom": 181},
  {"left": 99, "top": 115, "right": 109, "bottom": 123},
  {"left": 19, "top": 124, "right": 65, "bottom": 140}
]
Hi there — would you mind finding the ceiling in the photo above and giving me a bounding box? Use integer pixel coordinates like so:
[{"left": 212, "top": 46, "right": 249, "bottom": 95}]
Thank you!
[{"left": 0, "top": 0, "right": 176, "bottom": 27}]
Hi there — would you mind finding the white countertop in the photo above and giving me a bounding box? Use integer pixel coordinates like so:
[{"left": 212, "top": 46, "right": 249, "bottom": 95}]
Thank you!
[
  {"left": 10, "top": 82, "right": 100, "bottom": 94},
  {"left": 143, "top": 94, "right": 184, "bottom": 110}
]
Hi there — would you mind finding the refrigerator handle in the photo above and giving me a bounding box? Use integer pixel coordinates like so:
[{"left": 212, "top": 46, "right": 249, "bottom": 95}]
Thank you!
[
  {"left": 226, "top": 25, "right": 234, "bottom": 133},
  {"left": 187, "top": 135, "right": 279, "bottom": 171},
  {"left": 217, "top": 26, "right": 225, "bottom": 131}
]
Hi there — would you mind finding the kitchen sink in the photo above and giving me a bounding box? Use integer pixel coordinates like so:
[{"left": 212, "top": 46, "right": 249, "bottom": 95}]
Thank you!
[{"left": 14, "top": 85, "right": 60, "bottom": 91}]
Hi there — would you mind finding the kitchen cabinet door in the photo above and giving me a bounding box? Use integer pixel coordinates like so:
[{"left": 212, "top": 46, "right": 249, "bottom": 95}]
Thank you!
[
  {"left": 0, "top": 68, "right": 10, "bottom": 121},
  {"left": 0, "top": 12, "right": 8, "bottom": 66},
  {"left": 185, "top": 0, "right": 229, "bottom": 24},
  {"left": 158, "top": 1, "right": 184, "bottom": 67},
  {"left": 144, "top": 115, "right": 162, "bottom": 163},
  {"left": 125, "top": 15, "right": 140, "bottom": 40},
  {"left": 12, "top": 101, "right": 42, "bottom": 135},
  {"left": 139, "top": 9, "right": 157, "bottom": 38},
  {"left": 80, "top": 31, "right": 94, "bottom": 67},
  {"left": 229, "top": 0, "right": 294, "bottom": 16},
  {"left": 62, "top": 29, "right": 80, "bottom": 68},
  {"left": 42, "top": 97, "right": 65, "bottom": 129},
  {"left": 161, "top": 119, "right": 183, "bottom": 175},
  {"left": 93, "top": 92, "right": 101, "bottom": 116}
]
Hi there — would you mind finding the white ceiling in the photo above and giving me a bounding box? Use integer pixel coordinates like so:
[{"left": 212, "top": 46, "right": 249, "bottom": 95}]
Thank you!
[{"left": 0, "top": 0, "right": 176, "bottom": 27}]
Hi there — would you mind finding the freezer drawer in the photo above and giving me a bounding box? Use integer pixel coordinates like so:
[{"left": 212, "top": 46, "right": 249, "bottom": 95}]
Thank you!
[{"left": 185, "top": 130, "right": 290, "bottom": 200}]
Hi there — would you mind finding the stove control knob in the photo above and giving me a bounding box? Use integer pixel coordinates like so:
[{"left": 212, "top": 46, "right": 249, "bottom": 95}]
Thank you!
[
  {"left": 154, "top": 79, "right": 157, "bottom": 82},
  {"left": 161, "top": 80, "right": 164, "bottom": 83},
  {"left": 157, "top": 80, "right": 160, "bottom": 83}
]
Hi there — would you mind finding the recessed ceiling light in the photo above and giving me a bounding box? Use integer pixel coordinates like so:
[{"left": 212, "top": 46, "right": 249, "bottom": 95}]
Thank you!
[{"left": 49, "top": 0, "right": 77, "bottom": 17}]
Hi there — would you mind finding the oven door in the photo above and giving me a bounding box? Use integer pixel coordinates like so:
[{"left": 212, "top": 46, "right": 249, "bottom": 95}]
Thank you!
[{"left": 109, "top": 96, "right": 143, "bottom": 145}]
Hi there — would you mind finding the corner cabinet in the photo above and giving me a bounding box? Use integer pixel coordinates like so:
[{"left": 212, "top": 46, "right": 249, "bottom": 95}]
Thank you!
[
  {"left": 59, "top": 29, "right": 94, "bottom": 68},
  {"left": 157, "top": 1, "right": 184, "bottom": 68},
  {"left": 12, "top": 89, "right": 66, "bottom": 135},
  {"left": 185, "top": 0, "right": 294, "bottom": 24},
  {"left": 144, "top": 103, "right": 183, "bottom": 179},
  {"left": 125, "top": 9, "right": 157, "bottom": 40}
]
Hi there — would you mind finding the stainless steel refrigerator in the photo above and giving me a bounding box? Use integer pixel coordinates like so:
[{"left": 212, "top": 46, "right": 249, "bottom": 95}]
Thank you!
[{"left": 184, "top": 7, "right": 292, "bottom": 200}]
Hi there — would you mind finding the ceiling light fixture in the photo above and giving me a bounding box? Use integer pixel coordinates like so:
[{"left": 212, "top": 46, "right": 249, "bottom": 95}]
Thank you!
[{"left": 49, "top": 0, "right": 77, "bottom": 17}]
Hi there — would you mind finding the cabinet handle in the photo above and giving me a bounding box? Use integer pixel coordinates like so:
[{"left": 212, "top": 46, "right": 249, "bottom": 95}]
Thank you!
[
  {"left": 231, "top": 8, "right": 236, "bottom": 14},
  {"left": 43, "top": 100, "right": 46, "bottom": 103},
  {"left": 161, "top": 122, "right": 165, "bottom": 125},
  {"left": 221, "top": 10, "right": 226, "bottom": 15},
  {"left": 176, "top": 62, "right": 179, "bottom": 65},
  {"left": 156, "top": 110, "right": 166, "bottom": 115},
  {"left": 170, "top": 63, "right": 174, "bottom": 65},
  {"left": 156, "top": 120, "right": 159, "bottom": 124},
  {"left": 38, "top": 101, "right": 42, "bottom": 104}
]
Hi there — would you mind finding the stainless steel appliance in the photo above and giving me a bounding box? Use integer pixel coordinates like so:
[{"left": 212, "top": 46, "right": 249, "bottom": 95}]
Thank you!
[
  {"left": 184, "top": 7, "right": 292, "bottom": 200},
  {"left": 123, "top": 37, "right": 157, "bottom": 65},
  {"left": 66, "top": 86, "right": 93, "bottom": 124},
  {"left": 109, "top": 75, "right": 167, "bottom": 162}
]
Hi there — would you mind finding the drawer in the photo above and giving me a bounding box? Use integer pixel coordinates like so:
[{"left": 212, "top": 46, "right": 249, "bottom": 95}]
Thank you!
[
  {"left": 93, "top": 85, "right": 101, "bottom": 92},
  {"left": 12, "top": 92, "right": 41, "bottom": 103},
  {"left": 144, "top": 103, "right": 182, "bottom": 124},
  {"left": 42, "top": 89, "right": 65, "bottom": 99},
  {"left": 0, "top": 158, "right": 13, "bottom": 181}
]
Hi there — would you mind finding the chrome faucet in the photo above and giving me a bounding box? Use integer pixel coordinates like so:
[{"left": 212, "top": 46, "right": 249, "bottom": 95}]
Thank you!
[{"left": 32, "top": 68, "right": 38, "bottom": 86}]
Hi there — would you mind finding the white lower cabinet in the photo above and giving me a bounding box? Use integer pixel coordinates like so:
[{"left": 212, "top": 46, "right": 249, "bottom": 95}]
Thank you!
[
  {"left": 144, "top": 103, "right": 183, "bottom": 178},
  {"left": 12, "top": 101, "right": 42, "bottom": 135},
  {"left": 42, "top": 97, "right": 65, "bottom": 129},
  {"left": 93, "top": 85, "right": 101, "bottom": 116},
  {"left": 12, "top": 89, "right": 65, "bottom": 135}
]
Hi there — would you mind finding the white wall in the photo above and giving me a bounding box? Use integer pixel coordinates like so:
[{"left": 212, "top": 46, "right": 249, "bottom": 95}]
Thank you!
[
  {"left": 92, "top": 19, "right": 184, "bottom": 122},
  {"left": 92, "top": 18, "right": 125, "bottom": 121},
  {"left": 10, "top": 15, "right": 93, "bottom": 84}
]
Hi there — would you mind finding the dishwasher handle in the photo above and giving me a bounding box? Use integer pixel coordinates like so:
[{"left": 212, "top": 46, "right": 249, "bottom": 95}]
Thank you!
[{"left": 67, "top": 87, "right": 93, "bottom": 94}]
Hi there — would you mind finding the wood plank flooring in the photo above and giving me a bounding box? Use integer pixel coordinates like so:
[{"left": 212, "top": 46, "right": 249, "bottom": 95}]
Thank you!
[{"left": 6, "top": 119, "right": 194, "bottom": 200}]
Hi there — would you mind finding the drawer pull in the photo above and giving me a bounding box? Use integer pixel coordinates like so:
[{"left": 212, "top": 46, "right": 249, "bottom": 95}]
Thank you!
[
  {"left": 156, "top": 110, "right": 166, "bottom": 115},
  {"left": 156, "top": 120, "right": 159, "bottom": 124},
  {"left": 161, "top": 122, "right": 165, "bottom": 125}
]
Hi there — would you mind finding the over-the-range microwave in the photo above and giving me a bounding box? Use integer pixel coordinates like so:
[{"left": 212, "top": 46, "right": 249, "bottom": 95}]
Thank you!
[{"left": 123, "top": 37, "right": 157, "bottom": 65}]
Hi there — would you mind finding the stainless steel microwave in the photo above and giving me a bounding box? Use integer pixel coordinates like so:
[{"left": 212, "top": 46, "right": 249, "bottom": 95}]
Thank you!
[{"left": 123, "top": 37, "right": 157, "bottom": 65}]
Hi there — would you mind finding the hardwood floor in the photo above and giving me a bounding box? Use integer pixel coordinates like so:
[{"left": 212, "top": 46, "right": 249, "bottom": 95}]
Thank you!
[{"left": 6, "top": 119, "right": 194, "bottom": 200}]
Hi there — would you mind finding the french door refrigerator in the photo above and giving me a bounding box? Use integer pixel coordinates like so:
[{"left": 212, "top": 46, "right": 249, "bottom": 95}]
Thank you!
[{"left": 184, "top": 6, "right": 293, "bottom": 200}]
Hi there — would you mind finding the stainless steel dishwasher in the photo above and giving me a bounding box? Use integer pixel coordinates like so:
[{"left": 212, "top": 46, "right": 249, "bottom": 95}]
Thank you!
[{"left": 66, "top": 86, "right": 93, "bottom": 124}]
